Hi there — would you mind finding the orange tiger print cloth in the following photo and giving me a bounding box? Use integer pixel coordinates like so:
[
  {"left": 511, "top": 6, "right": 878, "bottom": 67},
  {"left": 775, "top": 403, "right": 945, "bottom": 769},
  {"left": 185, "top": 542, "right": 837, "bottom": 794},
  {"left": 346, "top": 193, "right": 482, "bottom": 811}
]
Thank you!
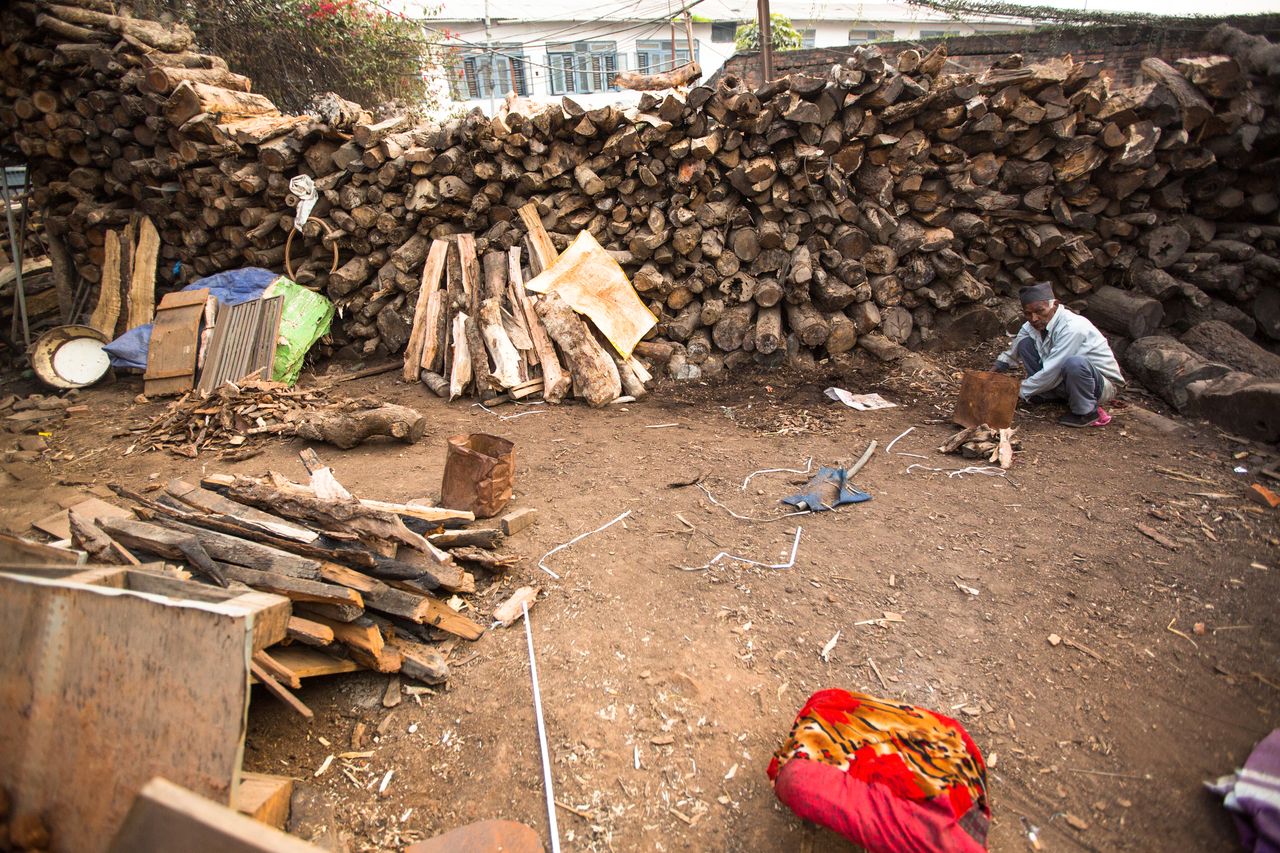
[{"left": 768, "top": 689, "right": 990, "bottom": 853}]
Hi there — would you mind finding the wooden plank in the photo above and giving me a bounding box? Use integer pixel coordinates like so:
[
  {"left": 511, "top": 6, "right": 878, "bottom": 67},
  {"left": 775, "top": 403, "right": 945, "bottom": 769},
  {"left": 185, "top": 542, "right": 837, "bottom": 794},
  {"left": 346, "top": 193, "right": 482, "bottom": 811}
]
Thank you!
[
  {"left": 126, "top": 216, "right": 160, "bottom": 331},
  {"left": 109, "top": 777, "right": 323, "bottom": 853},
  {"left": 134, "top": 517, "right": 325, "bottom": 579},
  {"left": 2, "top": 564, "right": 289, "bottom": 653},
  {"left": 0, "top": 531, "right": 85, "bottom": 565},
  {"left": 217, "top": 562, "right": 362, "bottom": 609},
  {"left": 165, "top": 480, "right": 318, "bottom": 543},
  {"left": 88, "top": 229, "right": 123, "bottom": 336},
  {"left": 265, "top": 645, "right": 359, "bottom": 679},
  {"left": 250, "top": 660, "right": 314, "bottom": 719},
  {"left": 251, "top": 650, "right": 300, "bottom": 689},
  {"left": 404, "top": 240, "right": 449, "bottom": 381},
  {"left": 1, "top": 573, "right": 261, "bottom": 853},
  {"left": 201, "top": 474, "right": 476, "bottom": 525},
  {"left": 301, "top": 613, "right": 401, "bottom": 672},
  {"left": 144, "top": 288, "right": 209, "bottom": 396},
  {"left": 285, "top": 615, "right": 334, "bottom": 647},
  {"left": 383, "top": 583, "right": 485, "bottom": 640},
  {"left": 33, "top": 497, "right": 133, "bottom": 540},
  {"left": 233, "top": 773, "right": 293, "bottom": 831}
]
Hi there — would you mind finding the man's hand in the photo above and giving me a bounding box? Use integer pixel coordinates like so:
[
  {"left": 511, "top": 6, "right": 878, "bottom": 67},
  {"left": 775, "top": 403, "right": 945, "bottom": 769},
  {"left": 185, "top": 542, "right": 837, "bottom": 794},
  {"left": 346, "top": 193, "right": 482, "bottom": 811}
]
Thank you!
[{"left": 992, "top": 361, "right": 1009, "bottom": 374}]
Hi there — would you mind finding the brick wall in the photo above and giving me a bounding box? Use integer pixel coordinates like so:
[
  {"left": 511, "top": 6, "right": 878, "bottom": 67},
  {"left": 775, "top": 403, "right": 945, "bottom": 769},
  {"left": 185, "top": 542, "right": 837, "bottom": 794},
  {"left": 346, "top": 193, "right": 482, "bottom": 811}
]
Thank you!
[{"left": 713, "top": 15, "right": 1280, "bottom": 88}]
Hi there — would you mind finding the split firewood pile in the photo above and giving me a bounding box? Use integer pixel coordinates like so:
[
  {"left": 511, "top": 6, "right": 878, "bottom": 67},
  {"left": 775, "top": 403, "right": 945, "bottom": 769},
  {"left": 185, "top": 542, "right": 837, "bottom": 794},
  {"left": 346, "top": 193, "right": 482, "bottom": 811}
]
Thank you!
[
  {"left": 2, "top": 5, "right": 1279, "bottom": 396},
  {"left": 941, "top": 423, "right": 1019, "bottom": 469},
  {"left": 401, "top": 212, "right": 654, "bottom": 405},
  {"left": 74, "top": 451, "right": 521, "bottom": 717},
  {"left": 130, "top": 379, "right": 427, "bottom": 458}
]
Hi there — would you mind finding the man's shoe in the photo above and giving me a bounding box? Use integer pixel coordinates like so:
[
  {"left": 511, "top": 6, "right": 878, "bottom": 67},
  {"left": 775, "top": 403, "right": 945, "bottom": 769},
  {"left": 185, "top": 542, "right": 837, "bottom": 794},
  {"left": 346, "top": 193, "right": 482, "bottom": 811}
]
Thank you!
[{"left": 1059, "top": 407, "right": 1111, "bottom": 428}]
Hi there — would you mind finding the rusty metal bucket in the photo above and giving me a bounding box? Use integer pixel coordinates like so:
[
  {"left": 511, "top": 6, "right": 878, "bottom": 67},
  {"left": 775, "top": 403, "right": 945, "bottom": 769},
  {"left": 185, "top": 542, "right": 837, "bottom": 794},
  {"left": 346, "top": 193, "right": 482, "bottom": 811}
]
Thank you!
[
  {"left": 439, "top": 433, "right": 515, "bottom": 519},
  {"left": 953, "top": 370, "right": 1020, "bottom": 429}
]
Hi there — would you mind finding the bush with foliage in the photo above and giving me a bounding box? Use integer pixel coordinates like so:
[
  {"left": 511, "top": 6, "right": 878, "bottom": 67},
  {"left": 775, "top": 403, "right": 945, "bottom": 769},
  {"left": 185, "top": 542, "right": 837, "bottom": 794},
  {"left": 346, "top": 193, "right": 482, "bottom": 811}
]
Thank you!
[
  {"left": 135, "top": 0, "right": 441, "bottom": 113},
  {"left": 734, "top": 14, "right": 804, "bottom": 52}
]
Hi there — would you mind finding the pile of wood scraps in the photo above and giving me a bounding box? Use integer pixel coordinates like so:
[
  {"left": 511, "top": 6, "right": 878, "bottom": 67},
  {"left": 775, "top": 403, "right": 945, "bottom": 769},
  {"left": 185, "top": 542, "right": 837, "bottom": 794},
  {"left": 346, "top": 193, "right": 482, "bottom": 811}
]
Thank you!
[
  {"left": 70, "top": 449, "right": 532, "bottom": 718},
  {"left": 130, "top": 380, "right": 426, "bottom": 458},
  {"left": 404, "top": 208, "right": 655, "bottom": 408},
  {"left": 940, "top": 423, "right": 1020, "bottom": 469}
]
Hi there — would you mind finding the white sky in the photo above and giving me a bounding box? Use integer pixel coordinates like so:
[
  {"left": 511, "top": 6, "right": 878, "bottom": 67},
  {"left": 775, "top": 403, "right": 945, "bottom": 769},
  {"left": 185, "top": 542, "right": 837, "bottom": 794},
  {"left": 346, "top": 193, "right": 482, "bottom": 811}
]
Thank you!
[
  {"left": 408, "top": 0, "right": 1280, "bottom": 21},
  {"left": 996, "top": 0, "right": 1278, "bottom": 17}
]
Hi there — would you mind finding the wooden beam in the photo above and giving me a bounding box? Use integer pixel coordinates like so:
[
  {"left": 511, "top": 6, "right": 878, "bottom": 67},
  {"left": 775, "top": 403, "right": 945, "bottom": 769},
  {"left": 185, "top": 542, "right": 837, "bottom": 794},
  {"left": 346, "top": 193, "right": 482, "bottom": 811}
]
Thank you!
[
  {"left": 233, "top": 773, "right": 293, "bottom": 831},
  {"left": 285, "top": 616, "right": 334, "bottom": 647}
]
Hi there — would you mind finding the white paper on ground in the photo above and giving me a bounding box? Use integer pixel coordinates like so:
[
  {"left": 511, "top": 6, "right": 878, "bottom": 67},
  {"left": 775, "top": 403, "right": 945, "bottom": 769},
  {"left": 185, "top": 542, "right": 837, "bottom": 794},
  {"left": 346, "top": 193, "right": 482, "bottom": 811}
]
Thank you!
[{"left": 824, "top": 387, "right": 897, "bottom": 411}]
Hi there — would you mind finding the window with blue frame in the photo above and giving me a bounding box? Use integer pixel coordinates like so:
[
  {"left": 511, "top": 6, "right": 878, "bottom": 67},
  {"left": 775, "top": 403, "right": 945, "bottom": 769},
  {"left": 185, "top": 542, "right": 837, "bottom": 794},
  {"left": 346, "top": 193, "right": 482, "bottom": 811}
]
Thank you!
[
  {"left": 458, "top": 47, "right": 529, "bottom": 99},
  {"left": 635, "top": 39, "right": 698, "bottom": 75},
  {"left": 547, "top": 42, "right": 620, "bottom": 94}
]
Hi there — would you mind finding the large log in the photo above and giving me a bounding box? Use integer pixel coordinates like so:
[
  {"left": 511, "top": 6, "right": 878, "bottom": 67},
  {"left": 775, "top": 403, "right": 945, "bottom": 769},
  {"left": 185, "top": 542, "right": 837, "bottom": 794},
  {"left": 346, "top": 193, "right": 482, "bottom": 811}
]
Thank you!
[
  {"left": 614, "top": 62, "right": 702, "bottom": 92},
  {"left": 291, "top": 404, "right": 426, "bottom": 450},
  {"left": 1123, "top": 335, "right": 1232, "bottom": 411},
  {"left": 534, "top": 291, "right": 621, "bottom": 407},
  {"left": 1180, "top": 320, "right": 1280, "bottom": 379},
  {"left": 1084, "top": 285, "right": 1164, "bottom": 340}
]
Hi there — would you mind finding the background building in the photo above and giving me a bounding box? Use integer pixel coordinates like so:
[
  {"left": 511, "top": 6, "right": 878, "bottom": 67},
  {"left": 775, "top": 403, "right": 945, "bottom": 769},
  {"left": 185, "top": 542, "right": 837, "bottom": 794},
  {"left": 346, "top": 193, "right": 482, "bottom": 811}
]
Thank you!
[{"left": 408, "top": 0, "right": 1030, "bottom": 113}]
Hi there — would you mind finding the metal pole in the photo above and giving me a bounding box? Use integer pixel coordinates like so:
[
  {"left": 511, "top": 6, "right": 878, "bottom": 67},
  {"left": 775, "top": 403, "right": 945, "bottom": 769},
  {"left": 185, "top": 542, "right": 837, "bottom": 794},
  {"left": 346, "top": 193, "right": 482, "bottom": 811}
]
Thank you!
[
  {"left": 754, "top": 0, "right": 774, "bottom": 83},
  {"left": 760, "top": 0, "right": 774, "bottom": 83},
  {"left": 483, "top": 0, "right": 495, "bottom": 115},
  {"left": 0, "top": 169, "right": 29, "bottom": 347},
  {"left": 669, "top": 0, "right": 677, "bottom": 69}
]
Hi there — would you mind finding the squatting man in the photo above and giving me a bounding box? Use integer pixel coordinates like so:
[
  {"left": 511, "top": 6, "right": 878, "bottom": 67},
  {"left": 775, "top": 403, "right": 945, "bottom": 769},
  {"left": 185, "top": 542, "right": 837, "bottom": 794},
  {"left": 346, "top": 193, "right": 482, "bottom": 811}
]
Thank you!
[{"left": 993, "top": 281, "right": 1124, "bottom": 428}]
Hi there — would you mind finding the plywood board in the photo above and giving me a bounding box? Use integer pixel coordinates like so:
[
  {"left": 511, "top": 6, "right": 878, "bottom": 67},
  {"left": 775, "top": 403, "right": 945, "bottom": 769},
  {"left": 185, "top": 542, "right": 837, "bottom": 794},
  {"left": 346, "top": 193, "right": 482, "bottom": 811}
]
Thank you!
[
  {"left": 145, "top": 288, "right": 209, "bottom": 396},
  {"left": 0, "top": 570, "right": 284, "bottom": 852}
]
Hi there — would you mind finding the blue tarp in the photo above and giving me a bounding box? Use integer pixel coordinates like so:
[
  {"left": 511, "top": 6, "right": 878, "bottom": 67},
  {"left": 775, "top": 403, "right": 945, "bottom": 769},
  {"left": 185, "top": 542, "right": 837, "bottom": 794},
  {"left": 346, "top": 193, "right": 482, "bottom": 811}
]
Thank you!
[{"left": 103, "top": 267, "right": 282, "bottom": 370}]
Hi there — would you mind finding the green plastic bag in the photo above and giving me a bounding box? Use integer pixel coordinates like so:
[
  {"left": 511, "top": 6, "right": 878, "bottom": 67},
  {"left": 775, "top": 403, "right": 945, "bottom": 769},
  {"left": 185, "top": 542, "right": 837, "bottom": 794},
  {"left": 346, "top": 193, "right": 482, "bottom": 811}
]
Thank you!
[{"left": 262, "top": 277, "right": 334, "bottom": 386}]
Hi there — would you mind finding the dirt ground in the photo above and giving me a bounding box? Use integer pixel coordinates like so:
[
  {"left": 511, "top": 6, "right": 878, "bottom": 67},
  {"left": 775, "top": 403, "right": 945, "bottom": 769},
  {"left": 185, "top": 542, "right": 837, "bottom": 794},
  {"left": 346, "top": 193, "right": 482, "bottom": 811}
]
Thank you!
[{"left": 4, "top": 343, "right": 1278, "bottom": 853}]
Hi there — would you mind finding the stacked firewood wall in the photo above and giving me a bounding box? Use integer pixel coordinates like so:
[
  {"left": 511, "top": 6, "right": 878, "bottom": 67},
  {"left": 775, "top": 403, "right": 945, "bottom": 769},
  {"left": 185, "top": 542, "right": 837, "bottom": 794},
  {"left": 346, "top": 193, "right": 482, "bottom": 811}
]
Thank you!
[{"left": 2, "top": 1, "right": 1278, "bottom": 377}]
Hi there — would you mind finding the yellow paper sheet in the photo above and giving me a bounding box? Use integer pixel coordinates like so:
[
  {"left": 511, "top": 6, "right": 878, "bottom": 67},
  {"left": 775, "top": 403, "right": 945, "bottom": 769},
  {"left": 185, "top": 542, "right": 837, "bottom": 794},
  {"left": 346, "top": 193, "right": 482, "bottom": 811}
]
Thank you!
[{"left": 524, "top": 230, "right": 657, "bottom": 358}]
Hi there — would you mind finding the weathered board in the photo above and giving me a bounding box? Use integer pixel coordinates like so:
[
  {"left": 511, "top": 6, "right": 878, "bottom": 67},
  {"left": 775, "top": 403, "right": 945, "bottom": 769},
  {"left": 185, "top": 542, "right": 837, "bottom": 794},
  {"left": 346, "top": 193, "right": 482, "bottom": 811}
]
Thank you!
[
  {"left": 32, "top": 496, "right": 133, "bottom": 540},
  {"left": 110, "top": 778, "right": 322, "bottom": 853},
  {"left": 144, "top": 288, "right": 210, "bottom": 396},
  {"left": 0, "top": 569, "right": 289, "bottom": 853}
]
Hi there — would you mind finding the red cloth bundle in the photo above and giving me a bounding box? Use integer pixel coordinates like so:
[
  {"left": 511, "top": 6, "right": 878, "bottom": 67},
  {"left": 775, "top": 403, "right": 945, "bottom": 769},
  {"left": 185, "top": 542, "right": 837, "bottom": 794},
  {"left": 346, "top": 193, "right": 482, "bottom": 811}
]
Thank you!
[{"left": 768, "top": 689, "right": 990, "bottom": 853}]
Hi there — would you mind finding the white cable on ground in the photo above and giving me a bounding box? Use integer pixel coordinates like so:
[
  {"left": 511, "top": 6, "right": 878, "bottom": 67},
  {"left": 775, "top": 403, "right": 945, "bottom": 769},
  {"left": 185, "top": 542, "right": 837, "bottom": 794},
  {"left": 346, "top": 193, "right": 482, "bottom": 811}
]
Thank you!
[
  {"left": 905, "top": 463, "right": 1007, "bottom": 479},
  {"left": 741, "top": 457, "right": 814, "bottom": 491},
  {"left": 523, "top": 601, "right": 560, "bottom": 853},
  {"left": 678, "top": 526, "right": 803, "bottom": 571},
  {"left": 885, "top": 427, "right": 914, "bottom": 455},
  {"left": 537, "top": 510, "right": 632, "bottom": 578},
  {"left": 698, "top": 483, "right": 811, "bottom": 523}
]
